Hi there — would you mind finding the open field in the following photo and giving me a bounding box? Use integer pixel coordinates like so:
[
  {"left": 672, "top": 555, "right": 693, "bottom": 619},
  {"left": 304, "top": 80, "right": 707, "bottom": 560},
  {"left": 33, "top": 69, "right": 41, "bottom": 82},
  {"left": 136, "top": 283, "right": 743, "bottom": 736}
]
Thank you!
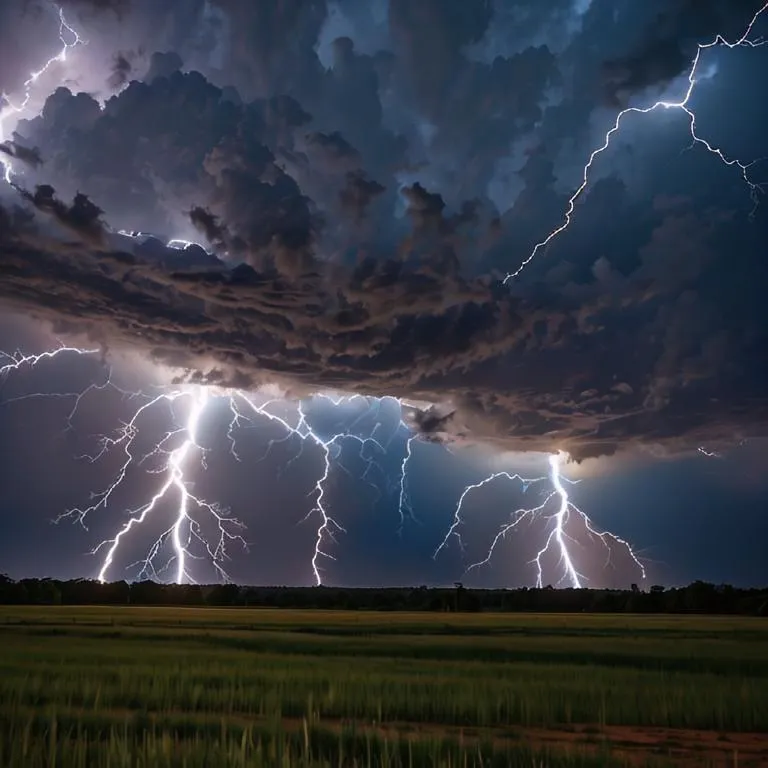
[{"left": 1, "top": 606, "right": 767, "bottom": 766}]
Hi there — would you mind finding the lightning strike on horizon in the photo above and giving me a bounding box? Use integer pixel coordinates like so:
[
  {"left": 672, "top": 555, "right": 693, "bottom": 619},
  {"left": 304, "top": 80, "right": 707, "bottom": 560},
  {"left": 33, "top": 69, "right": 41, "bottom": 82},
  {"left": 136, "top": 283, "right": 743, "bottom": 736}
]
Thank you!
[
  {"left": 231, "top": 393, "right": 418, "bottom": 584},
  {"left": 396, "top": 436, "right": 417, "bottom": 535},
  {"left": 433, "top": 469, "right": 547, "bottom": 560},
  {"left": 0, "top": 5, "right": 85, "bottom": 185},
  {"left": 505, "top": 2, "right": 768, "bottom": 282},
  {"left": 436, "top": 453, "right": 645, "bottom": 588},
  {"left": 10, "top": 366, "right": 249, "bottom": 584},
  {"left": 4, "top": 345, "right": 647, "bottom": 588},
  {"left": 2, "top": 346, "right": 422, "bottom": 585},
  {"left": 91, "top": 388, "right": 247, "bottom": 584}
]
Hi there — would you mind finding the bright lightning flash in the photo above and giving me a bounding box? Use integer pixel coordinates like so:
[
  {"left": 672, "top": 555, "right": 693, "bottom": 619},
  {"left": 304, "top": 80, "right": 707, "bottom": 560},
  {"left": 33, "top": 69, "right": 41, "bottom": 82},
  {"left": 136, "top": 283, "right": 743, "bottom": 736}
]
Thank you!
[
  {"left": 505, "top": 3, "right": 768, "bottom": 281},
  {"left": 2, "top": 349, "right": 247, "bottom": 584},
  {"left": 435, "top": 452, "right": 645, "bottom": 588},
  {"left": 83, "top": 388, "right": 249, "bottom": 585},
  {"left": 1, "top": 347, "right": 418, "bottom": 585},
  {"left": 3, "top": 346, "right": 646, "bottom": 588},
  {"left": 0, "top": 2, "right": 673, "bottom": 590},
  {"left": 1, "top": 344, "right": 97, "bottom": 376},
  {"left": 227, "top": 393, "right": 415, "bottom": 585},
  {"left": 0, "top": 5, "right": 85, "bottom": 185}
]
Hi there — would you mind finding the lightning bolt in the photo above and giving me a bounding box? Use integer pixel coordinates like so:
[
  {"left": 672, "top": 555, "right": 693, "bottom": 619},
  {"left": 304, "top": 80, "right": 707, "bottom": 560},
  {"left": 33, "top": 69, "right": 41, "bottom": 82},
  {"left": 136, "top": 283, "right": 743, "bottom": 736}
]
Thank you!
[
  {"left": 229, "top": 393, "right": 359, "bottom": 585},
  {"left": 2, "top": 346, "right": 422, "bottom": 585},
  {"left": 229, "top": 393, "right": 419, "bottom": 584},
  {"left": 1, "top": 352, "right": 246, "bottom": 584},
  {"left": 436, "top": 452, "right": 645, "bottom": 588},
  {"left": 1, "top": 343, "right": 98, "bottom": 376},
  {"left": 505, "top": 3, "right": 768, "bottom": 282},
  {"left": 4, "top": 345, "right": 648, "bottom": 588},
  {"left": 0, "top": 4, "right": 85, "bottom": 185},
  {"left": 396, "top": 435, "right": 417, "bottom": 534},
  {"left": 80, "top": 388, "right": 247, "bottom": 585}
]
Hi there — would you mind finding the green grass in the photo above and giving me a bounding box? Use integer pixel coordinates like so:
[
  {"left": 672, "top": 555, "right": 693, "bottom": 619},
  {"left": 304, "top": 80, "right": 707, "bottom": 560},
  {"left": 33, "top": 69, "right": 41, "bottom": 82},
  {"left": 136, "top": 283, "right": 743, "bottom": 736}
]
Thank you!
[
  {"left": 1, "top": 606, "right": 766, "bottom": 766},
  {"left": 0, "top": 714, "right": 645, "bottom": 768}
]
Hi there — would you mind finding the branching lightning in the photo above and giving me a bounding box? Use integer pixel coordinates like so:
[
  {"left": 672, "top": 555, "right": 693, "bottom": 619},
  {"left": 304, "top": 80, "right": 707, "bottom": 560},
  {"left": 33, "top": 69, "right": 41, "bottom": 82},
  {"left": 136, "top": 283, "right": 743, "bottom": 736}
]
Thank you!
[
  {"left": 2, "top": 350, "right": 246, "bottom": 583},
  {"left": 3, "top": 344, "right": 646, "bottom": 588},
  {"left": 1, "top": 346, "right": 421, "bottom": 585},
  {"left": 0, "top": 5, "right": 656, "bottom": 590},
  {"left": 397, "top": 436, "right": 417, "bottom": 534},
  {"left": 0, "top": 6, "right": 419, "bottom": 583},
  {"left": 0, "top": 4, "right": 85, "bottom": 185},
  {"left": 505, "top": 2, "right": 768, "bottom": 282},
  {"left": 1, "top": 344, "right": 97, "bottom": 376},
  {"left": 79, "top": 388, "right": 249, "bottom": 585},
  {"left": 226, "top": 392, "right": 414, "bottom": 585},
  {"left": 435, "top": 452, "right": 645, "bottom": 588}
]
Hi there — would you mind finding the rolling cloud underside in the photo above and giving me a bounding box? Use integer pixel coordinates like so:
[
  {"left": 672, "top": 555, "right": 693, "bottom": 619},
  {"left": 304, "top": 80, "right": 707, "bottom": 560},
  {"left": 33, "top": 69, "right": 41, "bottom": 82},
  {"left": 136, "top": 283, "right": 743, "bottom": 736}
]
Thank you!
[{"left": 1, "top": 0, "right": 767, "bottom": 460}]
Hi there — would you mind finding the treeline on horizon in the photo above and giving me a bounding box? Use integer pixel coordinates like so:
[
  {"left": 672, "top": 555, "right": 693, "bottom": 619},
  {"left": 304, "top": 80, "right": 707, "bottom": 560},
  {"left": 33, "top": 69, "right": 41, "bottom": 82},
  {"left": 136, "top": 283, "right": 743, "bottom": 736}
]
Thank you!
[{"left": 1, "top": 574, "right": 767, "bottom": 615}]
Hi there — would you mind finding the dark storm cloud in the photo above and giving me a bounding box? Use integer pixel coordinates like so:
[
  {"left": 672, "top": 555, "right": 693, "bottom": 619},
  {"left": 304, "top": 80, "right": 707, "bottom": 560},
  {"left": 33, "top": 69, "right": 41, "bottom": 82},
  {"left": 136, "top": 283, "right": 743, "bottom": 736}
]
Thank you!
[
  {"left": 602, "top": 0, "right": 766, "bottom": 106},
  {"left": 382, "top": 0, "right": 561, "bottom": 207},
  {"left": 107, "top": 51, "right": 134, "bottom": 90},
  {"left": 189, "top": 206, "right": 230, "bottom": 251},
  {"left": 0, "top": 140, "right": 42, "bottom": 169},
  {"left": 387, "top": 0, "right": 493, "bottom": 119},
  {"left": 15, "top": 184, "right": 105, "bottom": 243},
  {"left": 1, "top": 0, "right": 767, "bottom": 462},
  {"left": 55, "top": 0, "right": 130, "bottom": 13},
  {"left": 338, "top": 171, "right": 385, "bottom": 220},
  {"left": 145, "top": 51, "right": 184, "bottom": 83},
  {"left": 2, "top": 175, "right": 767, "bottom": 461},
  {"left": 207, "top": 0, "right": 328, "bottom": 100}
]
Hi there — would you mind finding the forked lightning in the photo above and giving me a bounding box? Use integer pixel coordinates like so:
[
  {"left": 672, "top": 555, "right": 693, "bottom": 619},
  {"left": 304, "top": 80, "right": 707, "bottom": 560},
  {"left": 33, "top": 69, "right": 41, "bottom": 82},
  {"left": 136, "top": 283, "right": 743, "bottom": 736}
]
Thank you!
[
  {"left": 1, "top": 346, "right": 418, "bottom": 584},
  {"left": 2, "top": 346, "right": 645, "bottom": 587},
  {"left": 435, "top": 453, "right": 646, "bottom": 588},
  {"left": 0, "top": 5, "right": 85, "bottom": 184},
  {"left": 505, "top": 2, "right": 768, "bottom": 281},
  {"left": 4, "top": 2, "right": 712, "bottom": 588}
]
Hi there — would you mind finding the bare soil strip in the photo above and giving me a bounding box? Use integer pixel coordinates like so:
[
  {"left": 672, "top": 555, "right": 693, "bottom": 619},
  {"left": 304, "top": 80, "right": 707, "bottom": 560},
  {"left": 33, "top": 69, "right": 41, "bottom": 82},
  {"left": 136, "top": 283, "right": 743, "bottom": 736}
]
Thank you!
[
  {"left": 358, "top": 720, "right": 768, "bottom": 767},
  {"left": 14, "top": 703, "right": 768, "bottom": 767}
]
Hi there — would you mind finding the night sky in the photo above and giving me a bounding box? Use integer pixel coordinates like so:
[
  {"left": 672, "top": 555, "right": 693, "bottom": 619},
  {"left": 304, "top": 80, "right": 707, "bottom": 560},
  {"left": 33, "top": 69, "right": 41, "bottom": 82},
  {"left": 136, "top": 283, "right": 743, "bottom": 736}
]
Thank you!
[{"left": 0, "top": 0, "right": 767, "bottom": 589}]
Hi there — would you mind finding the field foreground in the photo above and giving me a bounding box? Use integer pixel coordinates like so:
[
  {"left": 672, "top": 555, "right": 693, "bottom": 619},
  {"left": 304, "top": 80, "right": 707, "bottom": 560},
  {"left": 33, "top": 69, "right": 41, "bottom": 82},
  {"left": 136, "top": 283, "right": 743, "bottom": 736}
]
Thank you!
[{"left": 1, "top": 606, "right": 767, "bottom": 766}]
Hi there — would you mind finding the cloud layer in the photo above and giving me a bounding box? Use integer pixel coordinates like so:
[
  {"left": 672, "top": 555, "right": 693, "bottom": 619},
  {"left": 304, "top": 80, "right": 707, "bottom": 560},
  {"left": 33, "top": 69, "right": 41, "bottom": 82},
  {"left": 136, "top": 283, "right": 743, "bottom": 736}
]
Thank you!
[{"left": 1, "top": 0, "right": 767, "bottom": 460}]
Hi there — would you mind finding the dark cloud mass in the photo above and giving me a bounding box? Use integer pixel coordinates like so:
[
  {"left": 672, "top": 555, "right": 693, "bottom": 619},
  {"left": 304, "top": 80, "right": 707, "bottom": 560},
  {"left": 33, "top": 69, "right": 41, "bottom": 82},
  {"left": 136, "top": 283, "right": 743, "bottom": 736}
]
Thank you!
[
  {"left": 602, "top": 0, "right": 766, "bottom": 106},
  {"left": 1, "top": 0, "right": 767, "bottom": 462},
  {"left": 107, "top": 51, "right": 134, "bottom": 90},
  {"left": 16, "top": 184, "right": 105, "bottom": 243},
  {"left": 0, "top": 140, "right": 43, "bottom": 169}
]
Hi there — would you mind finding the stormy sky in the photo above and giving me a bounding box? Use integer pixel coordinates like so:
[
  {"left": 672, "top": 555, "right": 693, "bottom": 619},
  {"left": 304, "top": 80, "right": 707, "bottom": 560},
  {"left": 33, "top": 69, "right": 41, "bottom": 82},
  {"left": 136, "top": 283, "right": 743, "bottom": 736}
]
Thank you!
[{"left": 0, "top": 0, "right": 767, "bottom": 588}]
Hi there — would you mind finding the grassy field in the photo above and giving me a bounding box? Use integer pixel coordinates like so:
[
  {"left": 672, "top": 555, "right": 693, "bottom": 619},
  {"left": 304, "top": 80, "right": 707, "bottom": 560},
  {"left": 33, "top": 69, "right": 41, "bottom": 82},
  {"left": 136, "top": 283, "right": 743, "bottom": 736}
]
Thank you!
[{"left": 1, "top": 607, "right": 767, "bottom": 767}]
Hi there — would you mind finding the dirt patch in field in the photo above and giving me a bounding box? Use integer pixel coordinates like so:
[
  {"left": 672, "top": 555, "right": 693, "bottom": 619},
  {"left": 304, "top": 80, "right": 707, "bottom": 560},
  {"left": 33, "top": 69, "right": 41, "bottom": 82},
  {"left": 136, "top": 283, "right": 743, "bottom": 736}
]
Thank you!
[
  {"left": 355, "top": 720, "right": 768, "bottom": 767},
  {"left": 507, "top": 724, "right": 768, "bottom": 767},
  {"left": 12, "top": 702, "right": 768, "bottom": 766}
]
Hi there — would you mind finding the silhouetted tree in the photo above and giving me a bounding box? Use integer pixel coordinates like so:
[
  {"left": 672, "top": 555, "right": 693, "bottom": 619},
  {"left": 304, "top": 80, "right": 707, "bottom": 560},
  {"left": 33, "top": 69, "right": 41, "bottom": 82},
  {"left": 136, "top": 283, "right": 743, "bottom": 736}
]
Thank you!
[{"left": 0, "top": 575, "right": 765, "bottom": 615}]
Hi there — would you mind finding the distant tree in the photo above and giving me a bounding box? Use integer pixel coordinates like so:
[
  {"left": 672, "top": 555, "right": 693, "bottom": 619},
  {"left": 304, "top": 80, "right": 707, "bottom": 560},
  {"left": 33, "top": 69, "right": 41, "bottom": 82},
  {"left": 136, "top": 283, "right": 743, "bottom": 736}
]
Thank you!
[
  {"left": 0, "top": 573, "right": 16, "bottom": 604},
  {"left": 40, "top": 579, "right": 61, "bottom": 605},
  {"left": 453, "top": 582, "right": 465, "bottom": 612},
  {"left": 1, "top": 573, "right": 767, "bottom": 615},
  {"left": 204, "top": 583, "right": 240, "bottom": 606}
]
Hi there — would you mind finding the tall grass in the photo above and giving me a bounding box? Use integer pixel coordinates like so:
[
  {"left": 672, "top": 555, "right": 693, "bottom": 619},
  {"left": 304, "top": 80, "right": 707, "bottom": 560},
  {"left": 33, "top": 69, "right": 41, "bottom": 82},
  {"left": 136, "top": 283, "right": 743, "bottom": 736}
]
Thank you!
[
  {"left": 1, "top": 607, "right": 765, "bottom": 766},
  {"left": 0, "top": 710, "right": 673, "bottom": 768}
]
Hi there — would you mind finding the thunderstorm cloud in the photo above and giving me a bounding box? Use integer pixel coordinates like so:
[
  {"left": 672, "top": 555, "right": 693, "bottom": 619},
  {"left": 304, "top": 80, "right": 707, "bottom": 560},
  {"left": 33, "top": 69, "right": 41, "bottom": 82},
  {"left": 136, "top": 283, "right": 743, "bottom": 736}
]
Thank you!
[{"left": 1, "top": 0, "right": 767, "bottom": 461}]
